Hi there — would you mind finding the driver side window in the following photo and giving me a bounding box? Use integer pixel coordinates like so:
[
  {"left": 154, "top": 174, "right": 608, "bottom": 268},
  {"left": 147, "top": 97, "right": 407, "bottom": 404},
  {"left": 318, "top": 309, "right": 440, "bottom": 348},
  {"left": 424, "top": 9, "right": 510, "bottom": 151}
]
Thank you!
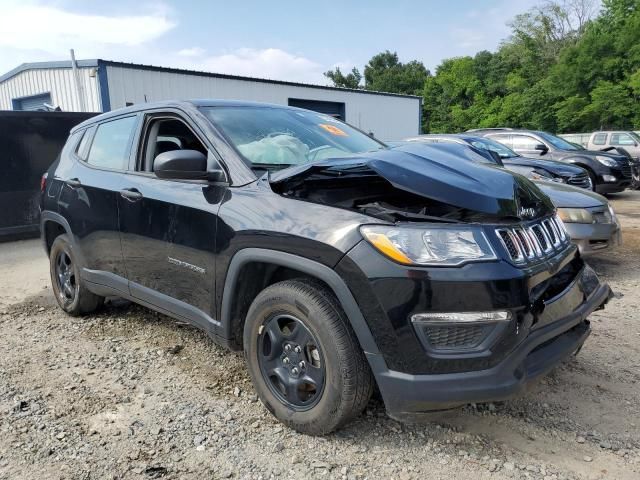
[{"left": 140, "top": 116, "right": 208, "bottom": 173}]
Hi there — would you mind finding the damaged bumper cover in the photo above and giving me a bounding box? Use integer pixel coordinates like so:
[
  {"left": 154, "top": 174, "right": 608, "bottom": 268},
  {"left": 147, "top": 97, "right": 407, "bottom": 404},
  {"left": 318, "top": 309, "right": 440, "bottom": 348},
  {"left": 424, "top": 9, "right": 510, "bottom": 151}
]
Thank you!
[{"left": 365, "top": 264, "right": 612, "bottom": 421}]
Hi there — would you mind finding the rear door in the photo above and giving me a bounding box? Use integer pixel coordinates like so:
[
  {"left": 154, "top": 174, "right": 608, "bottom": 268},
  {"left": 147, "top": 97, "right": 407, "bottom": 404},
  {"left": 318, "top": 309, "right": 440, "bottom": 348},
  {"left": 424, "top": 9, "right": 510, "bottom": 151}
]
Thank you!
[
  {"left": 56, "top": 115, "right": 139, "bottom": 292},
  {"left": 117, "top": 111, "right": 228, "bottom": 333}
]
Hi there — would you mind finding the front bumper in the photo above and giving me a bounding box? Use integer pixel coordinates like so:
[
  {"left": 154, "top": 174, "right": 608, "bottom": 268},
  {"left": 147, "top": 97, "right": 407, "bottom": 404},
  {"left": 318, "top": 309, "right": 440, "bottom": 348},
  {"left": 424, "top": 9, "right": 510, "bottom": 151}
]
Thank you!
[
  {"left": 565, "top": 221, "right": 622, "bottom": 255},
  {"left": 368, "top": 269, "right": 612, "bottom": 420}
]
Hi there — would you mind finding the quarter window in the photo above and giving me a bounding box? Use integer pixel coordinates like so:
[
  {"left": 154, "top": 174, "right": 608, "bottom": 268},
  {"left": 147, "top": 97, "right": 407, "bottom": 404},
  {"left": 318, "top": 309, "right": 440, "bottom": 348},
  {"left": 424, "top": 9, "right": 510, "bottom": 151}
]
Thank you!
[
  {"left": 610, "top": 133, "right": 635, "bottom": 146},
  {"left": 86, "top": 116, "right": 137, "bottom": 170},
  {"left": 75, "top": 129, "right": 92, "bottom": 160},
  {"left": 592, "top": 133, "right": 607, "bottom": 145}
]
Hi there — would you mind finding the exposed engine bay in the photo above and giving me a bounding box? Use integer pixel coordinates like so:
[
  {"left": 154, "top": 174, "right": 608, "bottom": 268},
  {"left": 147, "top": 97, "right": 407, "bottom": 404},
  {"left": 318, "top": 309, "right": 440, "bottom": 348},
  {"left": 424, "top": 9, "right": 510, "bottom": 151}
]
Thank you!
[
  {"left": 273, "top": 172, "right": 496, "bottom": 223},
  {"left": 269, "top": 144, "right": 556, "bottom": 224}
]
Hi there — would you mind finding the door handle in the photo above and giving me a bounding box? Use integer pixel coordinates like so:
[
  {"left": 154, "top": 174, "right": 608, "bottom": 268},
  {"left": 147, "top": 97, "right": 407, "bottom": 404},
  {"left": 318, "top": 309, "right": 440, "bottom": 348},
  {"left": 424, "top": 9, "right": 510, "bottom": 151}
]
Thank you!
[
  {"left": 66, "top": 178, "right": 81, "bottom": 188},
  {"left": 120, "top": 188, "right": 143, "bottom": 201}
]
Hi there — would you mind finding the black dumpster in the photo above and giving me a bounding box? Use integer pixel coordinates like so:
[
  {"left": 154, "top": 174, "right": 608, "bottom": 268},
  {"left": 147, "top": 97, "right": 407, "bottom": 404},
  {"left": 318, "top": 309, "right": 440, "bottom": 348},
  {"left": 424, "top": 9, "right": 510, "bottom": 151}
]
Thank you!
[{"left": 0, "top": 111, "right": 96, "bottom": 240}]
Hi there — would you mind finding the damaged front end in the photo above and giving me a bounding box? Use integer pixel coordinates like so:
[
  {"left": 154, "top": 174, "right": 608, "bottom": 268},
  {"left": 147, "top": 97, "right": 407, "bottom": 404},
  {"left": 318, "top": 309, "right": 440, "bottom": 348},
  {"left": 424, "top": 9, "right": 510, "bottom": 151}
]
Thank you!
[
  {"left": 270, "top": 142, "right": 555, "bottom": 224},
  {"left": 270, "top": 143, "right": 611, "bottom": 416}
]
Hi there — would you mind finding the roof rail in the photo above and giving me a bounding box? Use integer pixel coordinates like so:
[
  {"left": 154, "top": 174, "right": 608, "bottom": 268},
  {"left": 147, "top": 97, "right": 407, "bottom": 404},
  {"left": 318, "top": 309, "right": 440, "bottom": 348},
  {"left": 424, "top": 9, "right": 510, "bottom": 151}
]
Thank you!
[{"left": 466, "top": 127, "right": 514, "bottom": 132}]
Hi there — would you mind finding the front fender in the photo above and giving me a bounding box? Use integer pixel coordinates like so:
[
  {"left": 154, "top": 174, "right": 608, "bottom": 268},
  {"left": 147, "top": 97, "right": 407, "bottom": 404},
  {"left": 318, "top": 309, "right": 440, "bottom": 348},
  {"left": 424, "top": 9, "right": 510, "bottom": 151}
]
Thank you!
[{"left": 219, "top": 247, "right": 381, "bottom": 357}]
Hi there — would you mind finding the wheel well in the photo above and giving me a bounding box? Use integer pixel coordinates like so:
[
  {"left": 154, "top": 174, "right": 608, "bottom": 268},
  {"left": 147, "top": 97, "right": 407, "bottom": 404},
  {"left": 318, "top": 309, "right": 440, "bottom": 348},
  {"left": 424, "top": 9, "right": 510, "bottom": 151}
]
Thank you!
[
  {"left": 573, "top": 163, "right": 595, "bottom": 176},
  {"left": 44, "top": 221, "right": 66, "bottom": 253},
  {"left": 227, "top": 262, "right": 330, "bottom": 350}
]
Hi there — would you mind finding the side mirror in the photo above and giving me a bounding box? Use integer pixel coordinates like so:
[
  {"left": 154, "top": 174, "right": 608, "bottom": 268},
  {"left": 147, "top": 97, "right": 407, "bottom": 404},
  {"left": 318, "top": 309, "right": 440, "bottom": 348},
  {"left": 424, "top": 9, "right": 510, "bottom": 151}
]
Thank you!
[
  {"left": 534, "top": 143, "right": 549, "bottom": 154},
  {"left": 488, "top": 150, "right": 504, "bottom": 166},
  {"left": 154, "top": 150, "right": 225, "bottom": 182}
]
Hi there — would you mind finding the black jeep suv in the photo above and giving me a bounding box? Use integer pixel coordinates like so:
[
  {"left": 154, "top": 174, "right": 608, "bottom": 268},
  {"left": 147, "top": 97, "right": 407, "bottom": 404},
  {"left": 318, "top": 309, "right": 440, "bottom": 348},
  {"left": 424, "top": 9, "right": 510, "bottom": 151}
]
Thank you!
[
  {"left": 469, "top": 128, "right": 633, "bottom": 194},
  {"left": 41, "top": 101, "right": 611, "bottom": 435}
]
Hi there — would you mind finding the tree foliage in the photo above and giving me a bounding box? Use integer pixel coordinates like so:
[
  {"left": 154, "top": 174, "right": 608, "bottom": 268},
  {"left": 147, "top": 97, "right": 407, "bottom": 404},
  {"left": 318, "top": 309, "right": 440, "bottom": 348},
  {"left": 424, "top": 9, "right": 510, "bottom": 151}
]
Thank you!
[
  {"left": 327, "top": 0, "right": 640, "bottom": 133},
  {"left": 323, "top": 67, "right": 362, "bottom": 89}
]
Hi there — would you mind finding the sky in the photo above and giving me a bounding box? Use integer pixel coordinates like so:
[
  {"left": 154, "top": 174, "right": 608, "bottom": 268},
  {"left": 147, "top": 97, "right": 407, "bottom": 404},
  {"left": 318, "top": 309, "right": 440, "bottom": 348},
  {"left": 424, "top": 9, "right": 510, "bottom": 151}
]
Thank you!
[{"left": 0, "top": 0, "right": 549, "bottom": 84}]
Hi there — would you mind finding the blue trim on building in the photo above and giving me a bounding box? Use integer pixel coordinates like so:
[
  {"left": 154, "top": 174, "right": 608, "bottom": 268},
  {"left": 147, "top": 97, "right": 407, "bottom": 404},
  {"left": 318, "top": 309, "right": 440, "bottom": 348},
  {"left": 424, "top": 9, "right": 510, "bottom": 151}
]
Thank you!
[{"left": 96, "top": 61, "right": 111, "bottom": 112}]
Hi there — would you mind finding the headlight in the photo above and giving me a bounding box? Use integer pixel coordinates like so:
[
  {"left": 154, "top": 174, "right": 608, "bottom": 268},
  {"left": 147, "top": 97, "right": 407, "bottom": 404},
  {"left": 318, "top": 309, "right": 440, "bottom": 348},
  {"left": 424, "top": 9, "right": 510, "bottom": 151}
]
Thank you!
[
  {"left": 608, "top": 204, "right": 618, "bottom": 224},
  {"left": 360, "top": 225, "right": 497, "bottom": 266},
  {"left": 528, "top": 170, "right": 553, "bottom": 181},
  {"left": 552, "top": 177, "right": 566, "bottom": 183},
  {"left": 596, "top": 155, "right": 618, "bottom": 167},
  {"left": 557, "top": 208, "right": 594, "bottom": 224}
]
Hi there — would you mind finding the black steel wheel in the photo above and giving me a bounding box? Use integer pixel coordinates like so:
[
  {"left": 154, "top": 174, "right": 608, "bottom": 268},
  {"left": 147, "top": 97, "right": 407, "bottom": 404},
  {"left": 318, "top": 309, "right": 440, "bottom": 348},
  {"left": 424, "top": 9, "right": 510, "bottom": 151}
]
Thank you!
[
  {"left": 243, "top": 279, "right": 374, "bottom": 435},
  {"left": 49, "top": 234, "right": 103, "bottom": 316},
  {"left": 54, "top": 249, "right": 77, "bottom": 307},
  {"left": 258, "top": 313, "right": 325, "bottom": 410}
]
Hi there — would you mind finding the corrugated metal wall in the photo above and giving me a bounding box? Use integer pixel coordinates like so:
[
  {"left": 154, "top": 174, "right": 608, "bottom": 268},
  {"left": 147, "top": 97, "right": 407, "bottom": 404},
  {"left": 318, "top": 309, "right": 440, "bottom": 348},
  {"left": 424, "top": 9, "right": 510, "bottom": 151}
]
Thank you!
[
  {"left": 0, "top": 67, "right": 101, "bottom": 112},
  {"left": 105, "top": 65, "right": 420, "bottom": 140}
]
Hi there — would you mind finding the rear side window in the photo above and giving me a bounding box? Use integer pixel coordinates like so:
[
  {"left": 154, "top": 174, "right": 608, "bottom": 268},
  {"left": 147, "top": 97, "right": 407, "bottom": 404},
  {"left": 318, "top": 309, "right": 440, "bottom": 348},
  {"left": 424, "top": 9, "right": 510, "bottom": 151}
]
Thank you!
[
  {"left": 86, "top": 116, "right": 137, "bottom": 170},
  {"left": 592, "top": 133, "right": 607, "bottom": 145}
]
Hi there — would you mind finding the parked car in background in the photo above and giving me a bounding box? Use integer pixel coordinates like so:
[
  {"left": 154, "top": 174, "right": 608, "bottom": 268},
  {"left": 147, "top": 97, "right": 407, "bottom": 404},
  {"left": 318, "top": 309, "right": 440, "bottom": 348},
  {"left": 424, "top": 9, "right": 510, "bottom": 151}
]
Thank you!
[
  {"left": 587, "top": 131, "right": 640, "bottom": 160},
  {"left": 396, "top": 141, "right": 621, "bottom": 255},
  {"left": 404, "top": 134, "right": 592, "bottom": 189},
  {"left": 586, "top": 131, "right": 640, "bottom": 189},
  {"left": 40, "top": 100, "right": 611, "bottom": 434},
  {"left": 469, "top": 128, "right": 633, "bottom": 194},
  {"left": 537, "top": 182, "right": 621, "bottom": 255}
]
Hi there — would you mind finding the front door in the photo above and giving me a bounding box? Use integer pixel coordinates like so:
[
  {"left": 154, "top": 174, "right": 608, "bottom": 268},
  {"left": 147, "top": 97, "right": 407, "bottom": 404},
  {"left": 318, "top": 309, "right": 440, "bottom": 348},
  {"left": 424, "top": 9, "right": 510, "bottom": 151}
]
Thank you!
[{"left": 117, "top": 113, "right": 228, "bottom": 333}]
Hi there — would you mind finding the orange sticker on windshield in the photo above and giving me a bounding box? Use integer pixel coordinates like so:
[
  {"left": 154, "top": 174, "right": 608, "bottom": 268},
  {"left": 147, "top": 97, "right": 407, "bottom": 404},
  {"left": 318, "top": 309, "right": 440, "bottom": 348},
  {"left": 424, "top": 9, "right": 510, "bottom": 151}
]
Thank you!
[{"left": 319, "top": 124, "right": 348, "bottom": 136}]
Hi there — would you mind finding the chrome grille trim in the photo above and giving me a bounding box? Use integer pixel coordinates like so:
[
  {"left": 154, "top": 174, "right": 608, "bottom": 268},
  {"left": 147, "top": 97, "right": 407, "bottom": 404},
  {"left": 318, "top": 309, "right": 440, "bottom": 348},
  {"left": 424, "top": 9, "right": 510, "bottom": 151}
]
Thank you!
[{"left": 496, "top": 215, "right": 570, "bottom": 264}]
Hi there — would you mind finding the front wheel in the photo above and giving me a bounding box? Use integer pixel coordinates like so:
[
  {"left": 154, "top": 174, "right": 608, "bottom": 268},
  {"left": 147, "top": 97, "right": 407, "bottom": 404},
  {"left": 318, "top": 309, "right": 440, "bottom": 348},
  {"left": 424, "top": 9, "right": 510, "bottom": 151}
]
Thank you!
[{"left": 243, "top": 279, "right": 374, "bottom": 435}]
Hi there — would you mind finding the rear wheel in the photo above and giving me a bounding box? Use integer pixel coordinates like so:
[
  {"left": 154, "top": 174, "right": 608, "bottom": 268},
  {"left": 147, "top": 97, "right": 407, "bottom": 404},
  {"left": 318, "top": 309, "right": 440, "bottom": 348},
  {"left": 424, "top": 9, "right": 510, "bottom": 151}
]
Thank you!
[
  {"left": 49, "top": 234, "right": 103, "bottom": 316},
  {"left": 243, "top": 279, "right": 374, "bottom": 435}
]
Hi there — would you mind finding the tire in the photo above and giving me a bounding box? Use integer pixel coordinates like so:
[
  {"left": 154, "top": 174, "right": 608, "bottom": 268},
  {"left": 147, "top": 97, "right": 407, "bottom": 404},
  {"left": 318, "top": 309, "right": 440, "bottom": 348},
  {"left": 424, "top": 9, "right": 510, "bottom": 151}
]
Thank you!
[
  {"left": 49, "top": 234, "right": 103, "bottom": 316},
  {"left": 243, "top": 279, "right": 374, "bottom": 435},
  {"left": 587, "top": 170, "right": 597, "bottom": 191}
]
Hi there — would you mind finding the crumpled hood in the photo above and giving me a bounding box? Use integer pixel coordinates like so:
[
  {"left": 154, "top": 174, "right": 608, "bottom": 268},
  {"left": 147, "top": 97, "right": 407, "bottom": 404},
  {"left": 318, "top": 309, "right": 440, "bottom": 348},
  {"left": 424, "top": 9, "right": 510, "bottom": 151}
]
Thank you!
[
  {"left": 535, "top": 181, "right": 606, "bottom": 208},
  {"left": 504, "top": 156, "right": 586, "bottom": 176},
  {"left": 270, "top": 143, "right": 554, "bottom": 221}
]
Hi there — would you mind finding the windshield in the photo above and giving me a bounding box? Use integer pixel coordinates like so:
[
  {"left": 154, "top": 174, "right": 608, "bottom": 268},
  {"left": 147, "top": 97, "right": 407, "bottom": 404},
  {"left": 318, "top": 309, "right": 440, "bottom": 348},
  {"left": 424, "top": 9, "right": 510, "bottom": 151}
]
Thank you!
[
  {"left": 201, "top": 106, "right": 385, "bottom": 171},
  {"left": 629, "top": 131, "right": 640, "bottom": 142},
  {"left": 536, "top": 131, "right": 579, "bottom": 150},
  {"left": 466, "top": 137, "right": 519, "bottom": 159}
]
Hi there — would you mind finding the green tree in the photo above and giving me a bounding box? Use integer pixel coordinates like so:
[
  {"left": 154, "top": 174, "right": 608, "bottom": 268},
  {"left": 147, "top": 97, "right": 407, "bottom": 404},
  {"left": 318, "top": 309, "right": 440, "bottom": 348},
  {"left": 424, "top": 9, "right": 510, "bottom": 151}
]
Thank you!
[
  {"left": 363, "top": 51, "right": 429, "bottom": 95},
  {"left": 324, "top": 67, "right": 362, "bottom": 89}
]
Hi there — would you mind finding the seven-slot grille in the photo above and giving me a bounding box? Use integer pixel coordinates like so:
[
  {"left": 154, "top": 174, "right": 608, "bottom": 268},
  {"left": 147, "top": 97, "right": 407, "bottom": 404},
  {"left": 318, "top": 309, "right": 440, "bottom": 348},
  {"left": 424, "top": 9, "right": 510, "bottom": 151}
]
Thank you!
[
  {"left": 566, "top": 172, "right": 591, "bottom": 189},
  {"left": 496, "top": 215, "right": 569, "bottom": 264}
]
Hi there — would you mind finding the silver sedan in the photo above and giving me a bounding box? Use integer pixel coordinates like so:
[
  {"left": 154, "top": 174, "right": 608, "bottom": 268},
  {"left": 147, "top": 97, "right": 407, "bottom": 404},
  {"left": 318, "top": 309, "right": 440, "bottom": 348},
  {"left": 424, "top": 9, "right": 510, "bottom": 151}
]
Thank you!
[{"left": 535, "top": 182, "right": 621, "bottom": 255}]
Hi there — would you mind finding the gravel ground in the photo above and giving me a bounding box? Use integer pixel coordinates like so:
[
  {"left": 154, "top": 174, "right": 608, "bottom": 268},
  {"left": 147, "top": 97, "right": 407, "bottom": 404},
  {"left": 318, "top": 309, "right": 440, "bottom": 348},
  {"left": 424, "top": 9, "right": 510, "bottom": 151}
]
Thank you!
[{"left": 1, "top": 192, "right": 639, "bottom": 480}]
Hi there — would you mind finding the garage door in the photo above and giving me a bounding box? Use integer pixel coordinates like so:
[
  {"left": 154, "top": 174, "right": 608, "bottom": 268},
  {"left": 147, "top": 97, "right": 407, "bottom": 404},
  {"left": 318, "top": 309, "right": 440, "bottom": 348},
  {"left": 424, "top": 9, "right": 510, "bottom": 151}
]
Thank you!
[
  {"left": 12, "top": 93, "right": 52, "bottom": 111},
  {"left": 288, "top": 98, "right": 345, "bottom": 120}
]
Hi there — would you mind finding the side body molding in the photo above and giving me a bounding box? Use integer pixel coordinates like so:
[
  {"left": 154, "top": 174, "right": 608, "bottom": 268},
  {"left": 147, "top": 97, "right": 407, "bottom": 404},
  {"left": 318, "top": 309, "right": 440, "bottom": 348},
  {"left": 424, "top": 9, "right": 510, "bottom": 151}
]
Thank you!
[{"left": 220, "top": 248, "right": 381, "bottom": 356}]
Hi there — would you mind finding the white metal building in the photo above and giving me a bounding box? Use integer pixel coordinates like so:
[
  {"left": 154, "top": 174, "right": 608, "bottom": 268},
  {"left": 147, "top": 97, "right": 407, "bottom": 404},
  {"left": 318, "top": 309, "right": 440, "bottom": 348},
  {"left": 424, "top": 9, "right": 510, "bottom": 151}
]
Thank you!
[{"left": 0, "top": 60, "right": 421, "bottom": 140}]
